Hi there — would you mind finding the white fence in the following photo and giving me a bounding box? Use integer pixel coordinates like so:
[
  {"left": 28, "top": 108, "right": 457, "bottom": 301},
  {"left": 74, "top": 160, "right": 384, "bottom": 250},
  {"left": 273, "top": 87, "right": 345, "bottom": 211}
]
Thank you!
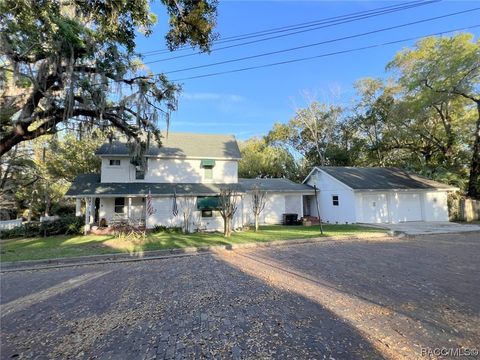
[
  {"left": 40, "top": 215, "right": 60, "bottom": 222},
  {"left": 0, "top": 219, "right": 22, "bottom": 230}
]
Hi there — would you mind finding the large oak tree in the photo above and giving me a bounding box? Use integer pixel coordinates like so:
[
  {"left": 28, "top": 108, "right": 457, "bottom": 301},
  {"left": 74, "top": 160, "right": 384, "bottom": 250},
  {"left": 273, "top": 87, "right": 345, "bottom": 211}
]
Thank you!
[{"left": 0, "top": 0, "right": 217, "bottom": 156}]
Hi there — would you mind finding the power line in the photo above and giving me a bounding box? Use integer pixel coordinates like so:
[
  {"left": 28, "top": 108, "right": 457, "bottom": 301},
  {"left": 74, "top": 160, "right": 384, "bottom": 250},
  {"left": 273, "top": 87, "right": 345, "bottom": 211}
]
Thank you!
[
  {"left": 144, "top": 0, "right": 440, "bottom": 63},
  {"left": 143, "top": 0, "right": 435, "bottom": 55},
  {"left": 163, "top": 8, "right": 479, "bottom": 74},
  {"left": 171, "top": 24, "right": 480, "bottom": 82}
]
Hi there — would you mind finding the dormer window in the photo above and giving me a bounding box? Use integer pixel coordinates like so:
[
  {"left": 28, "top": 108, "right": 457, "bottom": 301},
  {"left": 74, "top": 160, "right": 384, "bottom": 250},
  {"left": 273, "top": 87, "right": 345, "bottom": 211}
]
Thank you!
[{"left": 109, "top": 159, "right": 121, "bottom": 166}]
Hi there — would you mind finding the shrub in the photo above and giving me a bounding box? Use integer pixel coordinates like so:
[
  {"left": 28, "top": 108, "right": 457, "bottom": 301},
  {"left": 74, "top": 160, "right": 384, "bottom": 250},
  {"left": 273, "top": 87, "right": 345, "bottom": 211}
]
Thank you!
[
  {"left": 0, "top": 217, "right": 83, "bottom": 239},
  {"left": 151, "top": 225, "right": 182, "bottom": 234},
  {"left": 40, "top": 216, "right": 84, "bottom": 236}
]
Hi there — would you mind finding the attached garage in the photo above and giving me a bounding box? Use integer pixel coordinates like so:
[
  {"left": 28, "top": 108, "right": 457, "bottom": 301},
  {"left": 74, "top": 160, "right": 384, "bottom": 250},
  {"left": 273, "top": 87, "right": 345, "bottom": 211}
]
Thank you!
[{"left": 304, "top": 167, "right": 458, "bottom": 224}]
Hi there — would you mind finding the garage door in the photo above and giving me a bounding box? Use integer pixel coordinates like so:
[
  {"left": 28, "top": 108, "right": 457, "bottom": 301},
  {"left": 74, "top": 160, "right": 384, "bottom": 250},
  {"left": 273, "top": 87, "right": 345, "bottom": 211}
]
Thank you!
[
  {"left": 362, "top": 193, "right": 389, "bottom": 223},
  {"left": 394, "top": 193, "right": 422, "bottom": 222}
]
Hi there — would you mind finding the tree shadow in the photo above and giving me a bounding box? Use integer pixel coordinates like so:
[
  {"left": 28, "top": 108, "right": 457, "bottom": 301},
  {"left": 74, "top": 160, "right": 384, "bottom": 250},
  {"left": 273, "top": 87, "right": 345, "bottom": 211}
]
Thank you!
[
  {"left": 1, "top": 253, "right": 387, "bottom": 359},
  {"left": 225, "top": 234, "right": 480, "bottom": 354}
]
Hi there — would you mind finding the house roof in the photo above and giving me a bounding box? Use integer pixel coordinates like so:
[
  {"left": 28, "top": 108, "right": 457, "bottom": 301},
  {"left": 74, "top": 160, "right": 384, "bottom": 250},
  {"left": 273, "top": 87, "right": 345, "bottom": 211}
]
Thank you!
[
  {"left": 239, "top": 178, "right": 314, "bottom": 193},
  {"left": 66, "top": 174, "right": 314, "bottom": 197},
  {"left": 310, "top": 166, "right": 457, "bottom": 191},
  {"left": 96, "top": 132, "right": 241, "bottom": 159}
]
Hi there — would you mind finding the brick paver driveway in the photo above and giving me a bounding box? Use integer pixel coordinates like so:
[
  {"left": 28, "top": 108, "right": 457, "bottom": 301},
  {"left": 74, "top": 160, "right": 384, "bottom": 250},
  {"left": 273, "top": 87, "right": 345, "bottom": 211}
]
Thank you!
[{"left": 1, "top": 233, "right": 479, "bottom": 359}]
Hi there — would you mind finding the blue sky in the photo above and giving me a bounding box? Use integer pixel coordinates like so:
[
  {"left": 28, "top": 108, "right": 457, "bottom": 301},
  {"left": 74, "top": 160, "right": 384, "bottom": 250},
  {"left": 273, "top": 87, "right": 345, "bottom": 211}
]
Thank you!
[{"left": 135, "top": 0, "right": 479, "bottom": 140}]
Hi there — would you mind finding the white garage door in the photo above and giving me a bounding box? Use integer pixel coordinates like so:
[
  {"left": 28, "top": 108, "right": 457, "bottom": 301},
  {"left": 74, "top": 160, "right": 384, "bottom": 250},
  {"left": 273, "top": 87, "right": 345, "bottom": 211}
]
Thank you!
[
  {"left": 362, "top": 193, "right": 389, "bottom": 223},
  {"left": 394, "top": 193, "right": 422, "bottom": 222}
]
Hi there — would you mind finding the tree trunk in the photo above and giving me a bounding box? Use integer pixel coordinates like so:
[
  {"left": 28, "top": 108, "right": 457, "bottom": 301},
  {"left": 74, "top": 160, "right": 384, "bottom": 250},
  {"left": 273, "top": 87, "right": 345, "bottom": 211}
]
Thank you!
[
  {"left": 254, "top": 214, "right": 259, "bottom": 232},
  {"left": 45, "top": 193, "right": 51, "bottom": 217},
  {"left": 467, "top": 102, "right": 480, "bottom": 199},
  {"left": 223, "top": 216, "right": 228, "bottom": 237}
]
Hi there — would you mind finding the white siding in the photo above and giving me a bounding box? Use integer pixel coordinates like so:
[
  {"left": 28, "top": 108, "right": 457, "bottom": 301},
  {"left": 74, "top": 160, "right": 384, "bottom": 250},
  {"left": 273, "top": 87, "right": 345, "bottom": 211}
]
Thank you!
[
  {"left": 146, "top": 158, "right": 237, "bottom": 184},
  {"left": 100, "top": 157, "right": 238, "bottom": 184},
  {"left": 99, "top": 197, "right": 145, "bottom": 224},
  {"left": 285, "top": 195, "right": 303, "bottom": 217},
  {"left": 101, "top": 157, "right": 135, "bottom": 182},
  {"left": 305, "top": 171, "right": 357, "bottom": 224},
  {"left": 146, "top": 195, "right": 243, "bottom": 231}
]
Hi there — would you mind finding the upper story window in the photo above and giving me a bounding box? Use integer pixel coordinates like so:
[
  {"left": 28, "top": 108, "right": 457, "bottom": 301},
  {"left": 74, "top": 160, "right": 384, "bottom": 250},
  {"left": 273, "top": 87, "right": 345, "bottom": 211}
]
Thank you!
[
  {"left": 109, "top": 159, "right": 121, "bottom": 166},
  {"left": 332, "top": 195, "right": 339, "bottom": 206},
  {"left": 135, "top": 166, "right": 145, "bottom": 180},
  {"left": 204, "top": 168, "right": 213, "bottom": 180},
  {"left": 201, "top": 159, "right": 215, "bottom": 180}
]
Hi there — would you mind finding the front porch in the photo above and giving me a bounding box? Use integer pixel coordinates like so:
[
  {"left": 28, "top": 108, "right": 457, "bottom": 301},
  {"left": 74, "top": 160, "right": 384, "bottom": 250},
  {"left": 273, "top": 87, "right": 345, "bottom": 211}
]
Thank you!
[{"left": 76, "top": 196, "right": 146, "bottom": 233}]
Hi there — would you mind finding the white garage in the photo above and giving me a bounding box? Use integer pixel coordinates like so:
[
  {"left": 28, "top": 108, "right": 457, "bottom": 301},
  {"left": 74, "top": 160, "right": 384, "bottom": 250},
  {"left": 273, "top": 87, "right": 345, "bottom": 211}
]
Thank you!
[{"left": 304, "top": 167, "right": 458, "bottom": 224}]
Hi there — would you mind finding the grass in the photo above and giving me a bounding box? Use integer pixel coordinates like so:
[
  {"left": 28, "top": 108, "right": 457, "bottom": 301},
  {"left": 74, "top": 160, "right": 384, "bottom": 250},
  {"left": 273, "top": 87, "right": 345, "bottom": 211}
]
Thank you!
[{"left": 0, "top": 224, "right": 386, "bottom": 263}]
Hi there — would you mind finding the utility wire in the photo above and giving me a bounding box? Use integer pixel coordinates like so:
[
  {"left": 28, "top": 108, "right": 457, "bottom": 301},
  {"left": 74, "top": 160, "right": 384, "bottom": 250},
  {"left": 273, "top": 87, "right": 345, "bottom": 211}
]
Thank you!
[
  {"left": 143, "top": 0, "right": 435, "bottom": 55},
  {"left": 171, "top": 24, "right": 480, "bottom": 82},
  {"left": 164, "top": 8, "right": 479, "bottom": 74},
  {"left": 143, "top": 0, "right": 436, "bottom": 57},
  {"left": 144, "top": 0, "right": 440, "bottom": 63}
]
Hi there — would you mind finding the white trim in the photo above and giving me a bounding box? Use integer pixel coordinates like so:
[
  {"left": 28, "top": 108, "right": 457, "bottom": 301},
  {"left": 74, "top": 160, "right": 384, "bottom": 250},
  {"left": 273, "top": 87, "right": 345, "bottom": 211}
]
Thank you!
[
  {"left": 353, "top": 187, "right": 458, "bottom": 193},
  {"left": 304, "top": 167, "right": 354, "bottom": 191},
  {"left": 98, "top": 154, "right": 241, "bottom": 161}
]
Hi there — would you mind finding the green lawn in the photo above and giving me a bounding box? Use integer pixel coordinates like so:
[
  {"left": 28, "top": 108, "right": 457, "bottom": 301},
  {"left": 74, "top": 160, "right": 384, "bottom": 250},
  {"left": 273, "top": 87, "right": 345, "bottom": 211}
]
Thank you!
[{"left": 0, "top": 225, "right": 386, "bottom": 262}]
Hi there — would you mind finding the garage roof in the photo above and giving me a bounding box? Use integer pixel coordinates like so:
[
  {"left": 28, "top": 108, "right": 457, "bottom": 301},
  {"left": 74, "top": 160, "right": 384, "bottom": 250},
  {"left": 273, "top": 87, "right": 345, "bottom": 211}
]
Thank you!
[
  {"left": 96, "top": 132, "right": 241, "bottom": 159},
  {"left": 65, "top": 174, "right": 314, "bottom": 197},
  {"left": 312, "top": 167, "right": 458, "bottom": 190}
]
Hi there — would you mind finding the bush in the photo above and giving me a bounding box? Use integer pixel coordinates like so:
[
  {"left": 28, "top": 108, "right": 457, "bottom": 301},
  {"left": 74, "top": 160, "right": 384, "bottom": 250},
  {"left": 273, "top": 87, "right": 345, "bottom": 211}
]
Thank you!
[
  {"left": 40, "top": 216, "right": 84, "bottom": 236},
  {"left": 0, "top": 216, "right": 83, "bottom": 239},
  {"left": 151, "top": 225, "right": 182, "bottom": 234}
]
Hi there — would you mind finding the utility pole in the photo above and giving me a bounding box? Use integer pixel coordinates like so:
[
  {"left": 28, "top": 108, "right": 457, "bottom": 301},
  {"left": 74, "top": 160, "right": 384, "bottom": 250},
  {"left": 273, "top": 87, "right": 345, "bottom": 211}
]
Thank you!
[{"left": 313, "top": 185, "right": 323, "bottom": 235}]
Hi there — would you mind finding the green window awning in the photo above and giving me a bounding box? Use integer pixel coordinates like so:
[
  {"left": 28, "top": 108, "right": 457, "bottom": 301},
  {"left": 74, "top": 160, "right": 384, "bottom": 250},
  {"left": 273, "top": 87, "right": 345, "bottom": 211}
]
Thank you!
[
  {"left": 197, "top": 196, "right": 221, "bottom": 210},
  {"left": 200, "top": 159, "right": 216, "bottom": 168}
]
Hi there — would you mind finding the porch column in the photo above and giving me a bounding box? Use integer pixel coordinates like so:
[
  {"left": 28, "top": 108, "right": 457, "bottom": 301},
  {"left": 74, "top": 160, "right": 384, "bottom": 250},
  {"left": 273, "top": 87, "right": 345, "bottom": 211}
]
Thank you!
[
  {"left": 89, "top": 197, "right": 95, "bottom": 225},
  {"left": 127, "top": 197, "right": 132, "bottom": 222},
  {"left": 75, "top": 198, "right": 82, "bottom": 217},
  {"left": 84, "top": 198, "right": 90, "bottom": 235}
]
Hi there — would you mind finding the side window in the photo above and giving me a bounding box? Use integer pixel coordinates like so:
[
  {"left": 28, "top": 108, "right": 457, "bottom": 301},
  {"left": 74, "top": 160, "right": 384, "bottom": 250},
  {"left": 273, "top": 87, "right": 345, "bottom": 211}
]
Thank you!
[
  {"left": 114, "top": 197, "right": 125, "bottom": 213},
  {"left": 135, "top": 167, "right": 145, "bottom": 180},
  {"left": 109, "top": 159, "right": 121, "bottom": 166},
  {"left": 332, "top": 195, "right": 339, "bottom": 206},
  {"left": 201, "top": 210, "right": 213, "bottom": 218},
  {"left": 204, "top": 167, "right": 213, "bottom": 180}
]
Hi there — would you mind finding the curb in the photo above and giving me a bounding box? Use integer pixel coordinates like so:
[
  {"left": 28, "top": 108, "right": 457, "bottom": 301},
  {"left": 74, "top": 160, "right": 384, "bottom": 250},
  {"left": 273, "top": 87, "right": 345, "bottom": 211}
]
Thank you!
[{"left": 0, "top": 233, "right": 398, "bottom": 273}]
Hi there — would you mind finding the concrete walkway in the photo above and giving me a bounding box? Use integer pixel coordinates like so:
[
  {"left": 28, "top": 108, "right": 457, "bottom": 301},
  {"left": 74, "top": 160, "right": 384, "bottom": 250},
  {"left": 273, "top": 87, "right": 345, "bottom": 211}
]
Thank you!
[{"left": 379, "top": 221, "right": 480, "bottom": 235}]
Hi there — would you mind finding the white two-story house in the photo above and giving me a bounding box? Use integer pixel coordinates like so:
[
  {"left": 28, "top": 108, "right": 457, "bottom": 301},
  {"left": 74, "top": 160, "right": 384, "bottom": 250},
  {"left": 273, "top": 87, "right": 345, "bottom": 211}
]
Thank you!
[{"left": 66, "top": 132, "right": 314, "bottom": 231}]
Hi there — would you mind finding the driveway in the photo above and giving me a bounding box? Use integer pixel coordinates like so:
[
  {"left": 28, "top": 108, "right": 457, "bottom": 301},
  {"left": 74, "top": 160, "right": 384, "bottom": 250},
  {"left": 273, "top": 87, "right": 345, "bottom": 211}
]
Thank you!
[
  {"left": 1, "top": 232, "right": 479, "bottom": 359},
  {"left": 380, "top": 221, "right": 480, "bottom": 235}
]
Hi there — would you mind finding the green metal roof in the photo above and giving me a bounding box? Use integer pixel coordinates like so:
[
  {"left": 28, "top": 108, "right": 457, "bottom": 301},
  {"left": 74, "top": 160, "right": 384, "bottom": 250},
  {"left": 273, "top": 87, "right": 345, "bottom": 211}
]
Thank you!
[{"left": 65, "top": 174, "right": 314, "bottom": 197}]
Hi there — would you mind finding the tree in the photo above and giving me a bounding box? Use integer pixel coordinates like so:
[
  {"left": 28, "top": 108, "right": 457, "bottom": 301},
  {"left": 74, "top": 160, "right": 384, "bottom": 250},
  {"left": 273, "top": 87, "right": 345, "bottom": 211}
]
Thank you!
[
  {"left": 44, "top": 132, "right": 104, "bottom": 182},
  {"left": 0, "top": 0, "right": 217, "bottom": 156},
  {"left": 179, "top": 197, "right": 196, "bottom": 234},
  {"left": 218, "top": 187, "right": 238, "bottom": 237},
  {"left": 0, "top": 132, "right": 104, "bottom": 219},
  {"left": 267, "top": 101, "right": 342, "bottom": 167},
  {"left": 238, "top": 137, "right": 297, "bottom": 179},
  {"left": 250, "top": 186, "right": 267, "bottom": 232},
  {"left": 388, "top": 33, "right": 480, "bottom": 198}
]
